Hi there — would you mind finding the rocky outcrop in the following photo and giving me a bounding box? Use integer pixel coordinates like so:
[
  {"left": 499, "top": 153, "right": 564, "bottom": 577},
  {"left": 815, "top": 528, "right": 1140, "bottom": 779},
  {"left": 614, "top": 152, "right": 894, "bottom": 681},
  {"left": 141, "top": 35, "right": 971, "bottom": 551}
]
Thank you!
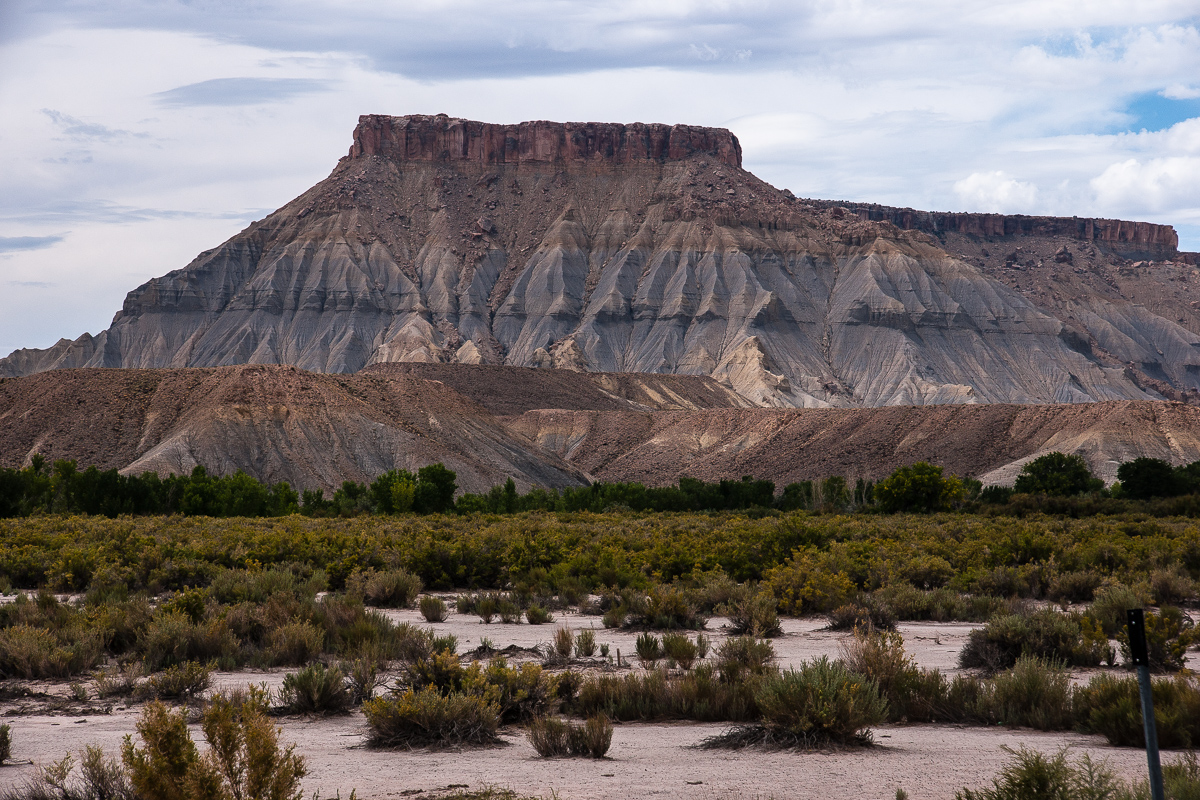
[
  {"left": 823, "top": 200, "right": 1179, "bottom": 261},
  {"left": 3, "top": 114, "right": 1199, "bottom": 409},
  {"left": 350, "top": 114, "right": 743, "bottom": 168}
]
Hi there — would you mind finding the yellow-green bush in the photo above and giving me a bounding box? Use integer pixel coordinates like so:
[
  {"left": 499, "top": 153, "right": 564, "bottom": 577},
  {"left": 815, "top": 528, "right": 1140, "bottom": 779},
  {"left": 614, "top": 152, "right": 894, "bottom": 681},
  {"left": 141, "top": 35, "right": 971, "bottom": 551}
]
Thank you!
[{"left": 362, "top": 687, "right": 500, "bottom": 747}]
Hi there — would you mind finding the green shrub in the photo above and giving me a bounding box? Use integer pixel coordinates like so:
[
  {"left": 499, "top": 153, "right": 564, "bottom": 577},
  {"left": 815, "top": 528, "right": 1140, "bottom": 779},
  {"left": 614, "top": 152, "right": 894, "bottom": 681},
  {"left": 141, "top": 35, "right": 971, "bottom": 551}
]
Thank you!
[
  {"left": 95, "top": 662, "right": 142, "bottom": 698},
  {"left": 0, "top": 723, "right": 10, "bottom": 765},
  {"left": 1075, "top": 672, "right": 1200, "bottom": 748},
  {"left": 661, "top": 633, "right": 699, "bottom": 670},
  {"left": 498, "top": 600, "right": 522, "bottom": 624},
  {"left": 552, "top": 626, "right": 573, "bottom": 660},
  {"left": 122, "top": 694, "right": 305, "bottom": 800},
  {"left": 139, "top": 612, "right": 238, "bottom": 672},
  {"left": 568, "top": 714, "right": 613, "bottom": 758},
  {"left": 828, "top": 600, "right": 897, "bottom": 632},
  {"left": 635, "top": 632, "right": 662, "bottom": 667},
  {"left": 839, "top": 628, "right": 949, "bottom": 723},
  {"left": 343, "top": 657, "right": 378, "bottom": 704},
  {"left": 955, "top": 747, "right": 1113, "bottom": 800},
  {"left": 1089, "top": 582, "right": 1150, "bottom": 637},
  {"left": 280, "top": 663, "right": 351, "bottom": 715},
  {"left": 266, "top": 620, "right": 324, "bottom": 667},
  {"left": 1117, "top": 606, "right": 1197, "bottom": 672},
  {"left": 715, "top": 636, "right": 774, "bottom": 683},
  {"left": 1046, "top": 570, "right": 1103, "bottom": 603},
  {"left": 476, "top": 595, "right": 498, "bottom": 624},
  {"left": 136, "top": 660, "right": 212, "bottom": 702},
  {"left": 959, "top": 609, "right": 1110, "bottom": 671},
  {"left": 528, "top": 714, "right": 613, "bottom": 758},
  {"left": 1013, "top": 452, "right": 1103, "bottom": 497},
  {"left": 1149, "top": 567, "right": 1197, "bottom": 606},
  {"left": 985, "top": 657, "right": 1073, "bottom": 731},
  {"left": 622, "top": 586, "right": 707, "bottom": 630},
  {"left": 874, "top": 462, "right": 965, "bottom": 512},
  {"left": 528, "top": 715, "right": 571, "bottom": 756},
  {"left": 574, "top": 628, "right": 596, "bottom": 658},
  {"left": 573, "top": 666, "right": 758, "bottom": 723},
  {"left": 767, "top": 553, "right": 854, "bottom": 615},
  {"left": 419, "top": 596, "right": 447, "bottom": 623},
  {"left": 404, "top": 652, "right": 556, "bottom": 723},
  {"left": 0, "top": 623, "right": 104, "bottom": 679},
  {"left": 722, "top": 592, "right": 783, "bottom": 638},
  {"left": 754, "top": 658, "right": 887, "bottom": 746},
  {"left": 363, "top": 687, "right": 500, "bottom": 747},
  {"left": 525, "top": 605, "right": 552, "bottom": 625},
  {"left": 351, "top": 568, "right": 423, "bottom": 608}
]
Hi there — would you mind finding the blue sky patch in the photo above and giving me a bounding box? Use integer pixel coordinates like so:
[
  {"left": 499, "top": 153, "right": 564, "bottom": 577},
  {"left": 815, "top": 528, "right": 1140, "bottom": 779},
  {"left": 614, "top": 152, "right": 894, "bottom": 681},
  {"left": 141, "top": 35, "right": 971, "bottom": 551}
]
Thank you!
[{"left": 1124, "top": 92, "right": 1200, "bottom": 132}]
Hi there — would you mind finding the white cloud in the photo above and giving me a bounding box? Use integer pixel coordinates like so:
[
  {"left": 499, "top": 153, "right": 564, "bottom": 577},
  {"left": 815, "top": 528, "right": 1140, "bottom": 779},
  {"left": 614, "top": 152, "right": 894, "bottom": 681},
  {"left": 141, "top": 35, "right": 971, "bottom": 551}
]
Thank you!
[
  {"left": 1091, "top": 157, "right": 1200, "bottom": 212},
  {"left": 1163, "top": 84, "right": 1200, "bottom": 100},
  {"left": 953, "top": 172, "right": 1040, "bottom": 213}
]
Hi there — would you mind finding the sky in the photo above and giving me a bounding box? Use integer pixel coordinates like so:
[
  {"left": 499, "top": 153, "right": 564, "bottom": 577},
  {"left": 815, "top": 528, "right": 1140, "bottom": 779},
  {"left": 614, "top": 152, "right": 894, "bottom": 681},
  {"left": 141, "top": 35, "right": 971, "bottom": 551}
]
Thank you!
[{"left": 1, "top": 1, "right": 1199, "bottom": 357}]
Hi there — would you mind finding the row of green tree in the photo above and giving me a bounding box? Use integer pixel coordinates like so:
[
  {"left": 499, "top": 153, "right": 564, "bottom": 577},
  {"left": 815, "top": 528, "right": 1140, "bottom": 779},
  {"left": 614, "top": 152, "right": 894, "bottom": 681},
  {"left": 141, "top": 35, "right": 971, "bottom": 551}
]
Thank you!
[{"left": 0, "top": 450, "right": 1194, "bottom": 519}]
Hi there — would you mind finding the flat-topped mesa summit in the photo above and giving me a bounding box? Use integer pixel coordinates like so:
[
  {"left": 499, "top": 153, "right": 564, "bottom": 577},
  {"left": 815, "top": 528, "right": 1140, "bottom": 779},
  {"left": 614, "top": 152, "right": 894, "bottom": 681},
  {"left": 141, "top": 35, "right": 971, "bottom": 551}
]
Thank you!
[
  {"left": 5, "top": 113, "right": 1200, "bottom": 410},
  {"left": 348, "top": 114, "right": 743, "bottom": 169}
]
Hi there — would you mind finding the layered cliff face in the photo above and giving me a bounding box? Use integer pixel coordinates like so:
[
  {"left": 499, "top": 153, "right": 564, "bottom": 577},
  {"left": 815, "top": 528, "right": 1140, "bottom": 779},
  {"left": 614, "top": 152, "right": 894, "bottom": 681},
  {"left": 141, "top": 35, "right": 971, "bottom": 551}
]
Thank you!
[{"left": 4, "top": 113, "right": 1199, "bottom": 408}]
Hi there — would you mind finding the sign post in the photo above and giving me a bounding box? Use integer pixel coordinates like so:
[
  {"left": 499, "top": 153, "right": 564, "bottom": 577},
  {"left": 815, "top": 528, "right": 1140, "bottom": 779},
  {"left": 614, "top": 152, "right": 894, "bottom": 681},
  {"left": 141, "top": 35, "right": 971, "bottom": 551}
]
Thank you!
[{"left": 1127, "top": 608, "right": 1165, "bottom": 800}]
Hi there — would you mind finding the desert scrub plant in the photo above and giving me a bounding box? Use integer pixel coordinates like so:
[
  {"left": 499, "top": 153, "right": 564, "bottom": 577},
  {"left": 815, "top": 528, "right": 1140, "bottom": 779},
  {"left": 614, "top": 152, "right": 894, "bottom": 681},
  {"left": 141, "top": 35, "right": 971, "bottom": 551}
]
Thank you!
[
  {"left": 419, "top": 595, "right": 447, "bottom": 623},
  {"left": 95, "top": 662, "right": 142, "bottom": 699},
  {"left": 569, "top": 714, "right": 613, "bottom": 758},
  {"left": 553, "top": 626, "right": 573, "bottom": 660},
  {"left": 134, "top": 660, "right": 212, "bottom": 702},
  {"left": 279, "top": 662, "right": 352, "bottom": 715},
  {"left": 715, "top": 636, "right": 775, "bottom": 683},
  {"left": 527, "top": 714, "right": 613, "bottom": 758},
  {"left": 983, "top": 656, "right": 1074, "bottom": 731},
  {"left": 349, "top": 568, "right": 422, "bottom": 608},
  {"left": 0, "top": 623, "right": 105, "bottom": 679},
  {"left": 661, "top": 633, "right": 698, "bottom": 670},
  {"left": 497, "top": 599, "right": 522, "bottom": 624},
  {"left": 959, "top": 608, "right": 1110, "bottom": 671},
  {"left": 635, "top": 632, "right": 662, "bottom": 667},
  {"left": 622, "top": 586, "right": 707, "bottom": 630},
  {"left": 525, "top": 605, "right": 553, "bottom": 625},
  {"left": 1074, "top": 672, "right": 1200, "bottom": 748},
  {"left": 839, "top": 628, "right": 950, "bottom": 723},
  {"left": 573, "top": 628, "right": 596, "bottom": 658},
  {"left": 828, "top": 598, "right": 898, "bottom": 632},
  {"left": 264, "top": 619, "right": 325, "bottom": 667},
  {"left": 955, "top": 746, "right": 1123, "bottom": 800},
  {"left": 1116, "top": 606, "right": 1197, "bottom": 672},
  {"left": 138, "top": 611, "right": 238, "bottom": 672},
  {"left": 721, "top": 591, "right": 783, "bottom": 638},
  {"left": 573, "top": 666, "right": 758, "bottom": 723},
  {"left": 2, "top": 746, "right": 135, "bottom": 800},
  {"left": 528, "top": 715, "right": 571, "bottom": 756},
  {"left": 343, "top": 657, "right": 379, "bottom": 704},
  {"left": 1088, "top": 582, "right": 1151, "bottom": 637},
  {"left": 755, "top": 658, "right": 887, "bottom": 745},
  {"left": 404, "top": 652, "right": 557, "bottom": 722},
  {"left": 766, "top": 552, "right": 855, "bottom": 615},
  {"left": 363, "top": 687, "right": 500, "bottom": 748},
  {"left": 121, "top": 694, "right": 305, "bottom": 800},
  {"left": 0, "top": 723, "right": 10, "bottom": 765}
]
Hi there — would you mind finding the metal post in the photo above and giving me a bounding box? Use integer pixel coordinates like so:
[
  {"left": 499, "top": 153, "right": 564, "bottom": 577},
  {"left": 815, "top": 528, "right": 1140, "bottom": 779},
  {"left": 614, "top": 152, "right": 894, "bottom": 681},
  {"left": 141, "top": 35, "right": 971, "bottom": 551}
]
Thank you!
[{"left": 1127, "top": 608, "right": 1165, "bottom": 800}]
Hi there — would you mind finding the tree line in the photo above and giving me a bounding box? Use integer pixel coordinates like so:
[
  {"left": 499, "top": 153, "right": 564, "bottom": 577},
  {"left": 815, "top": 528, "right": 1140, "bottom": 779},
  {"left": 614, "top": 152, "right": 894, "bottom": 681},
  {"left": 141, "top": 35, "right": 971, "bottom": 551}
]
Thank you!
[{"left": 0, "top": 450, "right": 1195, "bottom": 519}]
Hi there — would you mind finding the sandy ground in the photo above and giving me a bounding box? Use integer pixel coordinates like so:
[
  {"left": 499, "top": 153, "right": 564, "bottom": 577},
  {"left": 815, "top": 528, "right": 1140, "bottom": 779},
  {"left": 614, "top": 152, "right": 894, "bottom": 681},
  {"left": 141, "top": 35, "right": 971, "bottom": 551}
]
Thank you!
[{"left": 2, "top": 606, "right": 1196, "bottom": 799}]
